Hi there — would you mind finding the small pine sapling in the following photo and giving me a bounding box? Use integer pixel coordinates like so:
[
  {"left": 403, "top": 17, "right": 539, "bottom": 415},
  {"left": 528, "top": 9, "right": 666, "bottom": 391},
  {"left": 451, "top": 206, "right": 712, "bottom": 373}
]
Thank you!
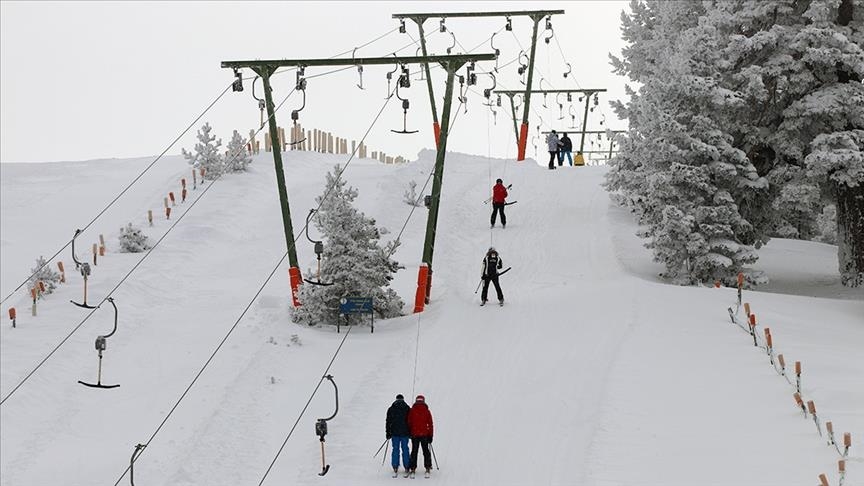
[
  {"left": 182, "top": 122, "right": 224, "bottom": 178},
  {"left": 402, "top": 180, "right": 424, "bottom": 207},
  {"left": 225, "top": 130, "right": 253, "bottom": 172},
  {"left": 28, "top": 256, "right": 61, "bottom": 296},
  {"left": 118, "top": 223, "right": 151, "bottom": 253}
]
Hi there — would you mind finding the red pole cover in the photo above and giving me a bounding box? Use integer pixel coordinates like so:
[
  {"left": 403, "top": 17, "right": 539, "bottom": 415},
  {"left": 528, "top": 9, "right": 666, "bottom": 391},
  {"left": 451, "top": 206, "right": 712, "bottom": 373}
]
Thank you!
[
  {"left": 432, "top": 122, "right": 441, "bottom": 149},
  {"left": 288, "top": 267, "right": 302, "bottom": 307},
  {"left": 414, "top": 265, "right": 429, "bottom": 313},
  {"left": 8, "top": 308, "right": 15, "bottom": 320},
  {"left": 517, "top": 123, "right": 529, "bottom": 161}
]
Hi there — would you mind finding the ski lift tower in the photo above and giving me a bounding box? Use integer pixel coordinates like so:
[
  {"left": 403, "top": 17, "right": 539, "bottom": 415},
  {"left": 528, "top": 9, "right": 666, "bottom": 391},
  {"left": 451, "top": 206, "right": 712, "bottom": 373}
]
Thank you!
[
  {"left": 221, "top": 52, "right": 495, "bottom": 307},
  {"left": 497, "top": 88, "right": 608, "bottom": 156},
  {"left": 393, "top": 9, "right": 564, "bottom": 160}
]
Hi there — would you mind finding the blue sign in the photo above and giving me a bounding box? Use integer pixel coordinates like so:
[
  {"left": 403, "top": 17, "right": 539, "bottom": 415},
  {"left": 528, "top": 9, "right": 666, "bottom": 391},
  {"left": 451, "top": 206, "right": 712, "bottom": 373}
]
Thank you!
[{"left": 339, "top": 296, "right": 373, "bottom": 314}]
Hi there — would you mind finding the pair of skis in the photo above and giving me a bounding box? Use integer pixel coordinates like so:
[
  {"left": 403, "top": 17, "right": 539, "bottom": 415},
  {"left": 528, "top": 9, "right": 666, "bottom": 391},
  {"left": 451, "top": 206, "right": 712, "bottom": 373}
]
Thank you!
[{"left": 392, "top": 469, "right": 430, "bottom": 479}]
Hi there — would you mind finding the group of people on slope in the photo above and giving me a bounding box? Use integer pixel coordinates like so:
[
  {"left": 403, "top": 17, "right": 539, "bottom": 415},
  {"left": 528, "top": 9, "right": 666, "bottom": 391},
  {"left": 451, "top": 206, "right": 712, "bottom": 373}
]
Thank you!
[
  {"left": 545, "top": 130, "right": 585, "bottom": 169},
  {"left": 386, "top": 394, "right": 434, "bottom": 478}
]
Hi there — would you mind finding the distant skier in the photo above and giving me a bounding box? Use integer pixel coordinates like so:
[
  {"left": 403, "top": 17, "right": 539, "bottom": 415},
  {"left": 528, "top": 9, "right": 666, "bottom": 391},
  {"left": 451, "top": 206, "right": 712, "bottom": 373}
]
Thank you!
[
  {"left": 407, "top": 394, "right": 434, "bottom": 478},
  {"left": 385, "top": 393, "right": 411, "bottom": 477},
  {"left": 558, "top": 132, "right": 573, "bottom": 166},
  {"left": 490, "top": 178, "right": 509, "bottom": 228},
  {"left": 546, "top": 130, "right": 562, "bottom": 170},
  {"left": 480, "top": 247, "right": 504, "bottom": 306}
]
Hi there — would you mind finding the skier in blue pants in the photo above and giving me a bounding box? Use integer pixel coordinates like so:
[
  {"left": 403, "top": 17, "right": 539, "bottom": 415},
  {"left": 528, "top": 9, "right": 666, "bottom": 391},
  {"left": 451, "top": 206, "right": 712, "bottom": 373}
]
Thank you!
[{"left": 386, "top": 393, "right": 411, "bottom": 476}]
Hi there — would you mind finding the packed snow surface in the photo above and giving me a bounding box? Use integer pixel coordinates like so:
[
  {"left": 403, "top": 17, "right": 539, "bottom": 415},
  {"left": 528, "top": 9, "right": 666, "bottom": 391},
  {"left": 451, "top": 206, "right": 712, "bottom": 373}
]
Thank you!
[{"left": 1, "top": 150, "right": 861, "bottom": 485}]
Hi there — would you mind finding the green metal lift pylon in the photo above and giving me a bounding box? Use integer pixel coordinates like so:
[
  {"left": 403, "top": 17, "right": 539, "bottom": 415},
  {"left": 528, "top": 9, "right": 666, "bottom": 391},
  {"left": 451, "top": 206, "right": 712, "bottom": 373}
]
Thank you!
[
  {"left": 222, "top": 53, "right": 495, "bottom": 309},
  {"left": 393, "top": 9, "right": 564, "bottom": 160}
]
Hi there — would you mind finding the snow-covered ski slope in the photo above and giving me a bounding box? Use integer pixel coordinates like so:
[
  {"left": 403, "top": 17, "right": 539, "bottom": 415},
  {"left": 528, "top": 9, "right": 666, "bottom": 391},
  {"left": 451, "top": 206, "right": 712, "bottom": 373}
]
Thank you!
[{"left": 1, "top": 150, "right": 861, "bottom": 486}]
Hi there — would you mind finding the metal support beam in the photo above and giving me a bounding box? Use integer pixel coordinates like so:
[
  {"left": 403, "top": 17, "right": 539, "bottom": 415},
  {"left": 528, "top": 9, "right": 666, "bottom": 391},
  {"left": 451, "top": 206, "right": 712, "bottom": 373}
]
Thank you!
[
  {"left": 578, "top": 94, "right": 591, "bottom": 154},
  {"left": 508, "top": 95, "right": 519, "bottom": 148},
  {"left": 222, "top": 54, "right": 494, "bottom": 70},
  {"left": 516, "top": 15, "right": 541, "bottom": 161},
  {"left": 256, "top": 67, "right": 300, "bottom": 271},
  {"left": 421, "top": 62, "right": 461, "bottom": 304},
  {"left": 495, "top": 89, "right": 607, "bottom": 95},
  {"left": 393, "top": 10, "right": 564, "bottom": 20}
]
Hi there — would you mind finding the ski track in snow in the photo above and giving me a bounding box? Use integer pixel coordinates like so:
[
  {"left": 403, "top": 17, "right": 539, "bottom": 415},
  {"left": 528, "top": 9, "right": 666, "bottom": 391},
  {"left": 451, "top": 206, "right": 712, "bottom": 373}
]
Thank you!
[{"left": 1, "top": 151, "right": 861, "bottom": 486}]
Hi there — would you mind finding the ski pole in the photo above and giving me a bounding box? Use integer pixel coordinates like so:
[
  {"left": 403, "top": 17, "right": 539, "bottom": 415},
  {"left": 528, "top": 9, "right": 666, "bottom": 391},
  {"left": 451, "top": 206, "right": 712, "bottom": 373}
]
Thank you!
[
  {"left": 474, "top": 278, "right": 484, "bottom": 294},
  {"left": 381, "top": 440, "right": 389, "bottom": 466},
  {"left": 373, "top": 438, "right": 388, "bottom": 458},
  {"left": 429, "top": 443, "right": 440, "bottom": 470}
]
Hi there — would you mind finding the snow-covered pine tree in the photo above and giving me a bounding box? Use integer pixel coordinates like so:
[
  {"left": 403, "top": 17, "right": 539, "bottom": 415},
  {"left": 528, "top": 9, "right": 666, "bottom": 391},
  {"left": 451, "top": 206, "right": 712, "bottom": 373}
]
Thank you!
[
  {"left": 225, "top": 130, "right": 252, "bottom": 172},
  {"left": 292, "top": 165, "right": 404, "bottom": 326},
  {"left": 28, "top": 256, "right": 61, "bottom": 296},
  {"left": 606, "top": 1, "right": 764, "bottom": 285},
  {"left": 182, "top": 122, "right": 224, "bottom": 178},
  {"left": 118, "top": 223, "right": 151, "bottom": 253},
  {"left": 402, "top": 180, "right": 423, "bottom": 207}
]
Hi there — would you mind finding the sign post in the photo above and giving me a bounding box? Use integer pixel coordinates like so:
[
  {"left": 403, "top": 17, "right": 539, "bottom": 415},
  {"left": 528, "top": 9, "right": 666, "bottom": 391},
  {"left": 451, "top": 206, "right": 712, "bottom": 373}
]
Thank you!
[{"left": 338, "top": 296, "right": 374, "bottom": 334}]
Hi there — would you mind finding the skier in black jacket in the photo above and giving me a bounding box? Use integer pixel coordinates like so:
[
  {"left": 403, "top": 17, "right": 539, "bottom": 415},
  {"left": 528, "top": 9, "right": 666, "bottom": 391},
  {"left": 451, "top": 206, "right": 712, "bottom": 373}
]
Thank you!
[
  {"left": 386, "top": 394, "right": 411, "bottom": 476},
  {"left": 480, "top": 247, "right": 504, "bottom": 306}
]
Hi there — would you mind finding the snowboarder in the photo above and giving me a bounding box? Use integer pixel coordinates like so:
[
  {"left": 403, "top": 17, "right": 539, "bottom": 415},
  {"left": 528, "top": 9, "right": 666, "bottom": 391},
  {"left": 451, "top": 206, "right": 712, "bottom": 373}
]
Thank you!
[
  {"left": 546, "top": 130, "right": 562, "bottom": 170},
  {"left": 386, "top": 394, "right": 411, "bottom": 477},
  {"left": 490, "top": 178, "right": 509, "bottom": 228},
  {"left": 407, "top": 394, "right": 434, "bottom": 478},
  {"left": 480, "top": 247, "right": 504, "bottom": 306},
  {"left": 558, "top": 132, "right": 573, "bottom": 166}
]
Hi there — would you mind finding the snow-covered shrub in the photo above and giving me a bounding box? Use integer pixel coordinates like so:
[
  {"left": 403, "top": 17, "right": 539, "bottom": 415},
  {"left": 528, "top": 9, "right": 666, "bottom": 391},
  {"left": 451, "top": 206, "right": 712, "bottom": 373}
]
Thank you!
[
  {"left": 292, "top": 164, "right": 404, "bottom": 327},
  {"left": 225, "top": 130, "right": 252, "bottom": 172},
  {"left": 815, "top": 204, "right": 837, "bottom": 245},
  {"left": 402, "top": 180, "right": 423, "bottom": 207},
  {"left": 182, "top": 122, "right": 224, "bottom": 178},
  {"left": 118, "top": 223, "right": 151, "bottom": 253},
  {"left": 28, "top": 256, "right": 61, "bottom": 296}
]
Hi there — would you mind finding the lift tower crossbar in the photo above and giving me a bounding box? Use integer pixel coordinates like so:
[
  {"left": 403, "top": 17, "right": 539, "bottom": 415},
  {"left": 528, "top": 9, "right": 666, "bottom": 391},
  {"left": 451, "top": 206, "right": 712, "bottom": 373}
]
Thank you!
[
  {"left": 392, "top": 9, "right": 564, "bottom": 158},
  {"left": 221, "top": 53, "right": 495, "bottom": 308}
]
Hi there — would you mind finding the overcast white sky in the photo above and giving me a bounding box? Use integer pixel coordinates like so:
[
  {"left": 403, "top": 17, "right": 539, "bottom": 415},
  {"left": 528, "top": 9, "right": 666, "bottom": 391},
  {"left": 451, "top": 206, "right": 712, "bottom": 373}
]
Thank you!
[{"left": 1, "top": 1, "right": 630, "bottom": 164}]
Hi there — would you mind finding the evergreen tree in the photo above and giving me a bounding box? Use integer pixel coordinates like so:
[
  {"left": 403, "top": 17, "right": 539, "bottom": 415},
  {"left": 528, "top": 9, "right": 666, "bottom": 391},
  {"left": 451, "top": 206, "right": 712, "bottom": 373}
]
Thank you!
[
  {"left": 28, "top": 256, "right": 61, "bottom": 296},
  {"left": 403, "top": 180, "right": 423, "bottom": 207},
  {"left": 118, "top": 223, "right": 151, "bottom": 253},
  {"left": 225, "top": 130, "right": 253, "bottom": 172},
  {"left": 292, "top": 165, "right": 404, "bottom": 326},
  {"left": 182, "top": 122, "right": 224, "bottom": 178}
]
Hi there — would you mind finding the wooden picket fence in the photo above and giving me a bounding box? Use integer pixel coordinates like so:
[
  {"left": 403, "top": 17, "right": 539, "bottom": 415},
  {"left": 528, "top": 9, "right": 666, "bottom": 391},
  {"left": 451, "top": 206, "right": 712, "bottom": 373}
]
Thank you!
[{"left": 247, "top": 126, "right": 408, "bottom": 164}]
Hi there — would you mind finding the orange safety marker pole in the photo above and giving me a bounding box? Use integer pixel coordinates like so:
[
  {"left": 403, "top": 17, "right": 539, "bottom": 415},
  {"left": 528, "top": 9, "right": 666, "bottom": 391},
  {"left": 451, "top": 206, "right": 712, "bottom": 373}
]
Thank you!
[
  {"left": 763, "top": 328, "right": 774, "bottom": 365},
  {"left": 736, "top": 272, "right": 744, "bottom": 307},
  {"left": 58, "top": 261, "right": 66, "bottom": 283},
  {"left": 414, "top": 264, "right": 429, "bottom": 313},
  {"left": 30, "top": 287, "right": 37, "bottom": 316},
  {"left": 200, "top": 167, "right": 206, "bottom": 182},
  {"left": 92, "top": 243, "right": 98, "bottom": 266},
  {"left": 795, "top": 361, "right": 802, "bottom": 393},
  {"left": 148, "top": 210, "right": 154, "bottom": 226},
  {"left": 839, "top": 459, "right": 846, "bottom": 485},
  {"left": 748, "top": 313, "right": 758, "bottom": 346},
  {"left": 818, "top": 473, "right": 828, "bottom": 486},
  {"left": 714, "top": 280, "right": 721, "bottom": 288},
  {"left": 843, "top": 432, "right": 851, "bottom": 457},
  {"left": 38, "top": 281, "right": 46, "bottom": 294},
  {"left": 744, "top": 302, "right": 751, "bottom": 317},
  {"left": 827, "top": 421, "right": 837, "bottom": 448},
  {"left": 517, "top": 122, "right": 529, "bottom": 161},
  {"left": 163, "top": 197, "right": 169, "bottom": 209},
  {"left": 9, "top": 307, "right": 16, "bottom": 328},
  {"left": 99, "top": 234, "right": 106, "bottom": 255},
  {"left": 169, "top": 191, "right": 176, "bottom": 206},
  {"left": 182, "top": 188, "right": 187, "bottom": 203},
  {"left": 288, "top": 267, "right": 302, "bottom": 307},
  {"left": 192, "top": 168, "right": 198, "bottom": 189},
  {"left": 793, "top": 392, "right": 807, "bottom": 417},
  {"left": 807, "top": 400, "right": 822, "bottom": 436},
  {"left": 166, "top": 206, "right": 172, "bottom": 220}
]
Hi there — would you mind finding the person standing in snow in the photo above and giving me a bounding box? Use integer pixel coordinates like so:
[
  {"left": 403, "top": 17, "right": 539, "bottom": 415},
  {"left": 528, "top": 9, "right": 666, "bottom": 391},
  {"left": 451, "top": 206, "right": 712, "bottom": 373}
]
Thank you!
[
  {"left": 546, "top": 130, "right": 562, "bottom": 170},
  {"left": 407, "top": 394, "right": 434, "bottom": 477},
  {"left": 558, "top": 132, "right": 573, "bottom": 167},
  {"left": 386, "top": 394, "right": 411, "bottom": 476},
  {"left": 480, "top": 247, "right": 504, "bottom": 306},
  {"left": 490, "top": 178, "right": 509, "bottom": 228}
]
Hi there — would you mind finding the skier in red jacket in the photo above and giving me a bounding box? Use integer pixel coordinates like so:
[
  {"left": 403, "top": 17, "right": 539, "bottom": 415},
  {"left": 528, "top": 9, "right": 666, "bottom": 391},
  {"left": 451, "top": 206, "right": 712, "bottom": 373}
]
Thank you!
[
  {"left": 490, "top": 178, "right": 509, "bottom": 228},
  {"left": 407, "top": 394, "right": 434, "bottom": 477}
]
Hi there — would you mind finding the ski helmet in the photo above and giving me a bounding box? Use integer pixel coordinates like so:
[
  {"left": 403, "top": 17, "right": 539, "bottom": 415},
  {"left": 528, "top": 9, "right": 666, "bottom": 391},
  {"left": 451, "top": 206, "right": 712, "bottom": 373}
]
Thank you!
[
  {"left": 396, "top": 394, "right": 404, "bottom": 400},
  {"left": 496, "top": 178, "right": 503, "bottom": 184},
  {"left": 415, "top": 395, "right": 425, "bottom": 402}
]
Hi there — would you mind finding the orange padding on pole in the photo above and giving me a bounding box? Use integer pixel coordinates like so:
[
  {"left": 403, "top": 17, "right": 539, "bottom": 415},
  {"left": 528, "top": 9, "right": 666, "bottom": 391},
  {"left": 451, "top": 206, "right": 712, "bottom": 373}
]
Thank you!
[
  {"left": 778, "top": 354, "right": 785, "bottom": 368},
  {"left": 288, "top": 267, "right": 302, "bottom": 307},
  {"left": 8, "top": 308, "right": 15, "bottom": 320},
  {"left": 807, "top": 400, "right": 817, "bottom": 414},
  {"left": 793, "top": 392, "right": 803, "bottom": 406},
  {"left": 844, "top": 432, "right": 852, "bottom": 448},
  {"left": 737, "top": 272, "right": 744, "bottom": 288},
  {"left": 818, "top": 473, "right": 828, "bottom": 486},
  {"left": 749, "top": 313, "right": 756, "bottom": 327},
  {"left": 414, "top": 265, "right": 429, "bottom": 313},
  {"left": 827, "top": 421, "right": 834, "bottom": 434},
  {"left": 764, "top": 328, "right": 772, "bottom": 347},
  {"left": 516, "top": 123, "right": 529, "bottom": 161},
  {"left": 432, "top": 122, "right": 440, "bottom": 149},
  {"left": 795, "top": 361, "right": 802, "bottom": 375},
  {"left": 839, "top": 459, "right": 846, "bottom": 472},
  {"left": 744, "top": 302, "right": 751, "bottom": 317}
]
